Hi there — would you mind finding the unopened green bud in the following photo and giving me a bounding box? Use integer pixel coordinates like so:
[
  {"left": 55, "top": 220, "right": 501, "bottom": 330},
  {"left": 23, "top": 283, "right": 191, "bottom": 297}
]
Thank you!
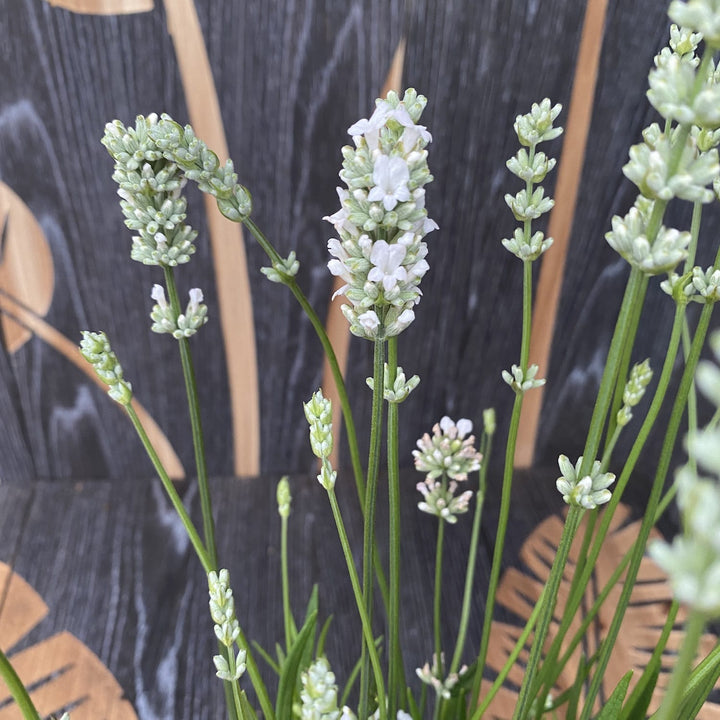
[
  {"left": 79, "top": 331, "right": 133, "bottom": 405},
  {"left": 277, "top": 476, "right": 291, "bottom": 518},
  {"left": 483, "top": 408, "right": 496, "bottom": 436}
]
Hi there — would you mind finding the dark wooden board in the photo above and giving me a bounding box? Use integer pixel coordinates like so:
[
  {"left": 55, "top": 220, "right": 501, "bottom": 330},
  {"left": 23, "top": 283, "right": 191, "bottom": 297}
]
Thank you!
[
  {"left": 0, "top": 0, "right": 716, "bottom": 483},
  {"left": 0, "top": 470, "right": 563, "bottom": 717}
]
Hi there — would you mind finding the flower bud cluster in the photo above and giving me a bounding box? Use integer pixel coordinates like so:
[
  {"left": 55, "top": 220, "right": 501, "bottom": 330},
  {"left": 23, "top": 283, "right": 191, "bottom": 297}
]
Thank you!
[
  {"left": 650, "top": 333, "right": 720, "bottom": 617},
  {"left": 102, "top": 115, "right": 198, "bottom": 267},
  {"left": 207, "top": 569, "right": 246, "bottom": 682},
  {"left": 79, "top": 331, "right": 133, "bottom": 405},
  {"left": 413, "top": 417, "right": 481, "bottom": 524},
  {"left": 300, "top": 658, "right": 341, "bottom": 720},
  {"left": 150, "top": 285, "right": 208, "bottom": 338},
  {"left": 662, "top": 265, "right": 720, "bottom": 302},
  {"left": 648, "top": 52, "right": 720, "bottom": 130},
  {"left": 669, "top": 0, "right": 720, "bottom": 48},
  {"left": 623, "top": 124, "right": 719, "bottom": 204},
  {"left": 326, "top": 89, "right": 436, "bottom": 340},
  {"left": 276, "top": 476, "right": 291, "bottom": 519},
  {"left": 148, "top": 115, "right": 252, "bottom": 221},
  {"left": 261, "top": 251, "right": 300, "bottom": 284},
  {"left": 616, "top": 359, "right": 653, "bottom": 427},
  {"left": 413, "top": 417, "right": 482, "bottom": 481},
  {"left": 501, "top": 99, "right": 562, "bottom": 262},
  {"left": 605, "top": 196, "right": 692, "bottom": 275},
  {"left": 502, "top": 363, "right": 546, "bottom": 394},
  {"left": 365, "top": 363, "right": 420, "bottom": 403},
  {"left": 416, "top": 654, "right": 467, "bottom": 700},
  {"left": 303, "top": 390, "right": 336, "bottom": 490},
  {"left": 555, "top": 455, "right": 615, "bottom": 510}
]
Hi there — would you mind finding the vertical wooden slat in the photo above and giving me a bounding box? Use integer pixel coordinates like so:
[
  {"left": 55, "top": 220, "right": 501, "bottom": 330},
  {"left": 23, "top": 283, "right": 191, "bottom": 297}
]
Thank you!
[
  {"left": 163, "top": 0, "right": 260, "bottom": 476},
  {"left": 515, "top": 0, "right": 610, "bottom": 468},
  {"left": 322, "top": 38, "right": 407, "bottom": 470}
]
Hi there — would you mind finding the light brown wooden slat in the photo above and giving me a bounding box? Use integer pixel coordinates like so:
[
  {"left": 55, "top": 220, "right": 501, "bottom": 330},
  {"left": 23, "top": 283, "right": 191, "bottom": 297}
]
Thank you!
[
  {"left": 163, "top": 0, "right": 260, "bottom": 477},
  {"left": 515, "top": 0, "right": 611, "bottom": 468},
  {"left": 0, "top": 183, "right": 54, "bottom": 354},
  {"left": 44, "top": 0, "right": 152, "bottom": 13}
]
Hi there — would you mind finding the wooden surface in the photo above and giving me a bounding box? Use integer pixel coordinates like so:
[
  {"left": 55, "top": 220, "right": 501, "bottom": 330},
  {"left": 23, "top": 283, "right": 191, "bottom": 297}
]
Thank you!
[
  {"left": 0, "top": 472, "right": 525, "bottom": 718},
  {"left": 1, "top": 0, "right": 717, "bottom": 482},
  {"left": 1, "top": 473, "right": 718, "bottom": 719}
]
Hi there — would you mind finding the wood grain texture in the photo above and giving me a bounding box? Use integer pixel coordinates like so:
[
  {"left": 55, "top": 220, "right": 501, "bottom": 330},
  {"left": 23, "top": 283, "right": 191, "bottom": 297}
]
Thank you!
[
  {"left": 0, "top": 470, "right": 563, "bottom": 719},
  {"left": 0, "top": 0, "right": 716, "bottom": 484}
]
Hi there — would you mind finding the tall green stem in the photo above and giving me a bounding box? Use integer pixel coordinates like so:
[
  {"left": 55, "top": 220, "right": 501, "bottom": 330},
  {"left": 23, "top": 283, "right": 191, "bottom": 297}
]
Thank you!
[
  {"left": 513, "top": 507, "right": 583, "bottom": 720},
  {"left": 387, "top": 337, "right": 404, "bottom": 717},
  {"left": 471, "top": 259, "right": 533, "bottom": 707},
  {"left": 433, "top": 513, "right": 447, "bottom": 680},
  {"left": 125, "top": 403, "right": 212, "bottom": 572},
  {"left": 163, "top": 267, "right": 218, "bottom": 568},
  {"left": 655, "top": 611, "right": 706, "bottom": 720},
  {"left": 327, "top": 488, "right": 387, "bottom": 719},
  {"left": 0, "top": 649, "right": 40, "bottom": 720},
  {"left": 579, "top": 301, "right": 713, "bottom": 719},
  {"left": 280, "top": 512, "right": 295, "bottom": 649},
  {"left": 469, "top": 587, "right": 545, "bottom": 720},
  {"left": 125, "top": 404, "right": 273, "bottom": 720},
  {"left": 359, "top": 339, "right": 386, "bottom": 719},
  {"left": 449, "top": 430, "right": 491, "bottom": 677}
]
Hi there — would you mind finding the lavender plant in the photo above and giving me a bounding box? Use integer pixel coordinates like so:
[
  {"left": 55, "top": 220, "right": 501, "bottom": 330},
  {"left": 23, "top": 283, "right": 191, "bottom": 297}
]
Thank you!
[{"left": 4, "top": 1, "right": 720, "bottom": 718}]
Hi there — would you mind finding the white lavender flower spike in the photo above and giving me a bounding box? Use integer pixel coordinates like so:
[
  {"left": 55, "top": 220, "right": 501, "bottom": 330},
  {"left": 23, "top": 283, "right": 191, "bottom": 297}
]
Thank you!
[
  {"left": 413, "top": 416, "right": 482, "bottom": 482},
  {"left": 326, "top": 89, "right": 436, "bottom": 340}
]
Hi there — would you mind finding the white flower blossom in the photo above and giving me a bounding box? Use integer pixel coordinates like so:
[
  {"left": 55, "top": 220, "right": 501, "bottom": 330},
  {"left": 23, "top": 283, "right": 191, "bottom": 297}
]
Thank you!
[
  {"left": 555, "top": 455, "right": 615, "bottom": 509},
  {"left": 326, "top": 89, "right": 435, "bottom": 339},
  {"left": 368, "top": 155, "right": 411, "bottom": 211}
]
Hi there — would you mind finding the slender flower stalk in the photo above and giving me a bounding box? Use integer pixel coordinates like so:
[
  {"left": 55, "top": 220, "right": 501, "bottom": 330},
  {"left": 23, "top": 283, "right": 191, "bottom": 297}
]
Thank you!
[
  {"left": 448, "top": 412, "right": 493, "bottom": 678},
  {"left": 386, "top": 336, "right": 404, "bottom": 718},
  {"left": 359, "top": 339, "right": 386, "bottom": 719},
  {"left": 472, "top": 102, "right": 561, "bottom": 706},
  {"left": 163, "top": 266, "right": 218, "bottom": 568}
]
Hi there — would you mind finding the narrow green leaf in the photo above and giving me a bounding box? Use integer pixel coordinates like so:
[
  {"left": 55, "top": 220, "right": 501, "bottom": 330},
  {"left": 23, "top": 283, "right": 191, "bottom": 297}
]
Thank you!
[
  {"left": 252, "top": 641, "right": 280, "bottom": 675},
  {"left": 566, "top": 653, "right": 590, "bottom": 720},
  {"left": 595, "top": 670, "right": 633, "bottom": 720},
  {"left": 316, "top": 615, "right": 333, "bottom": 658},
  {"left": 675, "top": 643, "right": 720, "bottom": 720},
  {"left": 238, "top": 690, "right": 258, "bottom": 720},
  {"left": 275, "top": 610, "right": 318, "bottom": 719}
]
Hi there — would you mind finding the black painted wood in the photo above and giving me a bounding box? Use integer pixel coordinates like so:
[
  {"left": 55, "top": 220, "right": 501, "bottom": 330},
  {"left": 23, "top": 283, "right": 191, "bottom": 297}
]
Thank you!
[
  {"left": 0, "top": 0, "right": 716, "bottom": 489},
  {"left": 0, "top": 470, "right": 560, "bottom": 718}
]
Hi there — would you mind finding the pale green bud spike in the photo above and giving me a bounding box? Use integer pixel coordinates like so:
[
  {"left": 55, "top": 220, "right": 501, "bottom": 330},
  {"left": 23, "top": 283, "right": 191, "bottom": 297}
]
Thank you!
[
  {"left": 691, "top": 266, "right": 720, "bottom": 302},
  {"left": 501, "top": 228, "right": 553, "bottom": 261},
  {"left": 513, "top": 99, "right": 563, "bottom": 147},
  {"left": 502, "top": 364, "right": 545, "bottom": 394},
  {"left": 623, "top": 129, "right": 719, "bottom": 203},
  {"left": 555, "top": 454, "right": 615, "bottom": 510},
  {"left": 506, "top": 149, "right": 557, "bottom": 184},
  {"left": 366, "top": 363, "right": 420, "bottom": 403},
  {"left": 669, "top": 0, "right": 720, "bottom": 49},
  {"left": 79, "top": 331, "right": 133, "bottom": 406},
  {"left": 261, "top": 251, "right": 300, "bottom": 284},
  {"left": 277, "top": 476, "right": 291, "bottom": 518},
  {"left": 504, "top": 187, "right": 555, "bottom": 222},
  {"left": 300, "top": 658, "right": 341, "bottom": 719},
  {"left": 207, "top": 568, "right": 241, "bottom": 650},
  {"left": 617, "top": 360, "right": 653, "bottom": 427},
  {"left": 483, "top": 408, "right": 496, "bottom": 436},
  {"left": 304, "top": 390, "right": 334, "bottom": 459}
]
